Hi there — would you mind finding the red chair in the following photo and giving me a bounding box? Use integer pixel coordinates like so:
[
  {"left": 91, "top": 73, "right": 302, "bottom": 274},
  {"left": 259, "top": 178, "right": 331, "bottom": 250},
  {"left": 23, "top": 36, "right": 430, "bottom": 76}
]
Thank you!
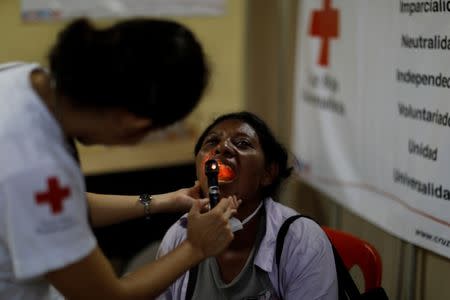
[{"left": 322, "top": 227, "right": 383, "bottom": 292}]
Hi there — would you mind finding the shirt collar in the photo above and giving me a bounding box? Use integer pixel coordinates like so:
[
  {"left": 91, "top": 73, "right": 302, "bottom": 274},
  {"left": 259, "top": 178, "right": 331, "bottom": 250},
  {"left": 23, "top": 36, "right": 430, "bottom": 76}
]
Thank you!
[{"left": 254, "top": 197, "right": 278, "bottom": 272}]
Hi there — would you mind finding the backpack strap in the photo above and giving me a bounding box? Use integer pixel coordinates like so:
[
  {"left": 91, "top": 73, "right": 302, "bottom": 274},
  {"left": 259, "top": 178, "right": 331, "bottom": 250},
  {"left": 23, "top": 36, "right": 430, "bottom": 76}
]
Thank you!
[
  {"left": 331, "top": 241, "right": 360, "bottom": 299},
  {"left": 275, "top": 215, "right": 303, "bottom": 299},
  {"left": 185, "top": 265, "right": 198, "bottom": 300},
  {"left": 275, "top": 215, "right": 303, "bottom": 266}
]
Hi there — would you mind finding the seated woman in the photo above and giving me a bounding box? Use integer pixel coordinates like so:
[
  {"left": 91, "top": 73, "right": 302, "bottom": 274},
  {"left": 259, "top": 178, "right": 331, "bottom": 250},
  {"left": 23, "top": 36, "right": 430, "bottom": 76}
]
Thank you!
[{"left": 156, "top": 112, "right": 338, "bottom": 299}]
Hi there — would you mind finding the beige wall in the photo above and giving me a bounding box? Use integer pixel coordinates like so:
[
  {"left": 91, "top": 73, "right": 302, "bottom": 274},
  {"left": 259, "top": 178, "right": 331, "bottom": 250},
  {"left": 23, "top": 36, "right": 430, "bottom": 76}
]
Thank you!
[
  {"left": 0, "top": 0, "right": 246, "bottom": 174},
  {"left": 246, "top": 1, "right": 450, "bottom": 299}
]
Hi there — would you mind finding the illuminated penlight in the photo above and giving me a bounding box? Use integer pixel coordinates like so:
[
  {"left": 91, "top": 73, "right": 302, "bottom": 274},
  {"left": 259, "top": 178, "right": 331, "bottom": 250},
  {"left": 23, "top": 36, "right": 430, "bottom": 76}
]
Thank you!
[{"left": 203, "top": 158, "right": 235, "bottom": 182}]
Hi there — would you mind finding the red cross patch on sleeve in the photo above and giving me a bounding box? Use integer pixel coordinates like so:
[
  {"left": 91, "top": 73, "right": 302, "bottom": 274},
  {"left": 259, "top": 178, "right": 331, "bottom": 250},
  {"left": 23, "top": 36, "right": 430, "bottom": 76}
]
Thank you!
[{"left": 35, "top": 177, "right": 71, "bottom": 214}]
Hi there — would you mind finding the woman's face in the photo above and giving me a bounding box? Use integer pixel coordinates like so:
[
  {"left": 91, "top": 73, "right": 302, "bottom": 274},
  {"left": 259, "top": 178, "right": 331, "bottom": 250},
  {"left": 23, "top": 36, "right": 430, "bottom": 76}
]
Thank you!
[{"left": 195, "top": 119, "right": 272, "bottom": 206}]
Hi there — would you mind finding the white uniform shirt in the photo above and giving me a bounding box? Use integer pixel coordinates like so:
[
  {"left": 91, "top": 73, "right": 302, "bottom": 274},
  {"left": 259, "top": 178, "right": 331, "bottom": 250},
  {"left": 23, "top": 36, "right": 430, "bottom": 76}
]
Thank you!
[{"left": 0, "top": 63, "right": 97, "bottom": 299}]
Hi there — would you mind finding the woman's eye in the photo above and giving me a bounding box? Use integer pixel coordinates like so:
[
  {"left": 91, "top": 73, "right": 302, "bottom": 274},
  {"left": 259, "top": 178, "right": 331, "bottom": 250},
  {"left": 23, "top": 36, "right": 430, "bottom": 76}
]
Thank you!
[
  {"left": 203, "top": 137, "right": 218, "bottom": 147},
  {"left": 235, "top": 139, "right": 251, "bottom": 148}
]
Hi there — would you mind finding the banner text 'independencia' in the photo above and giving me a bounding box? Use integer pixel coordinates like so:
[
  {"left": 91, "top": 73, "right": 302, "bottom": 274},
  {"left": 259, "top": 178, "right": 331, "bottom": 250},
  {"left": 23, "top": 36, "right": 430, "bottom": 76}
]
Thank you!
[{"left": 397, "top": 69, "right": 450, "bottom": 89}]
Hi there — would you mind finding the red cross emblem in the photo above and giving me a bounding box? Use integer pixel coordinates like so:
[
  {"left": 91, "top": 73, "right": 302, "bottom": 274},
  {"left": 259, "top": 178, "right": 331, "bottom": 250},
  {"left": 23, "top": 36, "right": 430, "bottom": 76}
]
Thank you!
[
  {"left": 309, "top": 0, "right": 339, "bottom": 67},
  {"left": 35, "top": 177, "right": 71, "bottom": 214}
]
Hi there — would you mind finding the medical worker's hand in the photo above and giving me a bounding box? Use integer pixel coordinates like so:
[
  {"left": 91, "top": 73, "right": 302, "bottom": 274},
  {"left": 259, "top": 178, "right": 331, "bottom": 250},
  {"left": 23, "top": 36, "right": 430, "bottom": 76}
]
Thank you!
[
  {"left": 150, "top": 181, "right": 207, "bottom": 214},
  {"left": 186, "top": 196, "right": 240, "bottom": 259}
]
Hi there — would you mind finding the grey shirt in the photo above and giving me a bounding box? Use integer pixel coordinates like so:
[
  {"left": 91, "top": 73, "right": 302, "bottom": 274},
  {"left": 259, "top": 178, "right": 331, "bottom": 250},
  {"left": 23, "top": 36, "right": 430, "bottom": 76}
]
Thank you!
[{"left": 191, "top": 214, "right": 278, "bottom": 300}]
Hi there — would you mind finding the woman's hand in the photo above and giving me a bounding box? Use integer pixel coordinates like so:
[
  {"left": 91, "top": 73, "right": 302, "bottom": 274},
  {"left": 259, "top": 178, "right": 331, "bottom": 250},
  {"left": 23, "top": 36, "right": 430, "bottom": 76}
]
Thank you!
[{"left": 186, "top": 196, "right": 240, "bottom": 259}]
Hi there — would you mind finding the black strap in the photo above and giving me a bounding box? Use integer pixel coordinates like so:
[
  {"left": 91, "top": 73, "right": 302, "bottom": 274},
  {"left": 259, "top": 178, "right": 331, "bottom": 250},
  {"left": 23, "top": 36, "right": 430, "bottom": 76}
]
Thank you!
[
  {"left": 185, "top": 265, "right": 198, "bottom": 300},
  {"left": 275, "top": 215, "right": 303, "bottom": 300},
  {"left": 331, "top": 242, "right": 360, "bottom": 299},
  {"left": 329, "top": 231, "right": 388, "bottom": 299},
  {"left": 275, "top": 215, "right": 302, "bottom": 266},
  {"left": 360, "top": 287, "right": 389, "bottom": 300}
]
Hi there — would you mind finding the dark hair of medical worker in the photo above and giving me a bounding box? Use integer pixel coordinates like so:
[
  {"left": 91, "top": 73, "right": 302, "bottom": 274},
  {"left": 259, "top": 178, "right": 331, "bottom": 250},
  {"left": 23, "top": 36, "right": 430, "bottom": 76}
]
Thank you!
[{"left": 49, "top": 18, "right": 209, "bottom": 128}]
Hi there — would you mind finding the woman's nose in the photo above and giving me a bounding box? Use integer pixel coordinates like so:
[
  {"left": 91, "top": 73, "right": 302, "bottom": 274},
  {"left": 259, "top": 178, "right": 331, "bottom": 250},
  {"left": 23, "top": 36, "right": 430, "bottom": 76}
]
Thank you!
[{"left": 214, "top": 140, "right": 234, "bottom": 157}]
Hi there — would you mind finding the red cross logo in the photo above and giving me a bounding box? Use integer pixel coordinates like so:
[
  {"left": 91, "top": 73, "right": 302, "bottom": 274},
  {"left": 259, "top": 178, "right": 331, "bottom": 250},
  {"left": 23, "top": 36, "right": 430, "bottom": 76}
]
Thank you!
[
  {"left": 309, "top": 0, "right": 339, "bottom": 67},
  {"left": 35, "top": 177, "right": 71, "bottom": 214}
]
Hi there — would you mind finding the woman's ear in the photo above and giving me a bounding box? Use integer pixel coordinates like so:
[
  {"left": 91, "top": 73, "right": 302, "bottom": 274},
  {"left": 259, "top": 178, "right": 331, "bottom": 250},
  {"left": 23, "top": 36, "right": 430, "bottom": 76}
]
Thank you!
[{"left": 261, "top": 162, "right": 279, "bottom": 187}]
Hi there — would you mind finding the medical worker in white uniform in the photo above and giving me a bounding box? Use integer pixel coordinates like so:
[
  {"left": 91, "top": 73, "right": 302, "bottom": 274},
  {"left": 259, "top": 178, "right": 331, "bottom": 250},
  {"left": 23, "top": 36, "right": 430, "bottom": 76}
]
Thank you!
[{"left": 0, "top": 18, "right": 238, "bottom": 300}]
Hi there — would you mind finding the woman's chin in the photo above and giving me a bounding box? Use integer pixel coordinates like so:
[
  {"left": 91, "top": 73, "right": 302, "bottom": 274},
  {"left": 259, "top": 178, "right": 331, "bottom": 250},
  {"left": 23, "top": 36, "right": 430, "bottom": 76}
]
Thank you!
[{"left": 219, "top": 182, "right": 238, "bottom": 197}]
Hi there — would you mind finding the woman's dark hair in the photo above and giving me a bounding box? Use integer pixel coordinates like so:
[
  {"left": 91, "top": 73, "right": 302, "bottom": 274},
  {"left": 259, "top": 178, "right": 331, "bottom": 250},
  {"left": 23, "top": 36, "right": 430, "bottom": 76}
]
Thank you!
[
  {"left": 194, "top": 111, "right": 292, "bottom": 198},
  {"left": 49, "top": 18, "right": 209, "bottom": 128}
]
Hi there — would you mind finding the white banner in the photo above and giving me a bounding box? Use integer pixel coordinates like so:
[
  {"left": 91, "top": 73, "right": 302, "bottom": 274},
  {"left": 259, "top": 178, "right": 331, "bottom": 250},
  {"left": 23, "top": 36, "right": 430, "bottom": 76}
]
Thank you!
[
  {"left": 293, "top": 0, "right": 450, "bottom": 258},
  {"left": 21, "top": 0, "right": 225, "bottom": 21}
]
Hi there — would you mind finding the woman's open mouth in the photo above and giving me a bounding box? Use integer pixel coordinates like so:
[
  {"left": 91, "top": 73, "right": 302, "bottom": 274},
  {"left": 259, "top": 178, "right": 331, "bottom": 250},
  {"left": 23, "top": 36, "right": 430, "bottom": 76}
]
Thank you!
[{"left": 217, "top": 160, "right": 236, "bottom": 183}]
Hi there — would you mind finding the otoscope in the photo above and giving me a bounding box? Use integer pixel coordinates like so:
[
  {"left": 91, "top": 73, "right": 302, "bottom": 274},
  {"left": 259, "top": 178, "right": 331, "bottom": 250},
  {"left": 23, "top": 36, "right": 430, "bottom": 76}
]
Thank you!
[{"left": 205, "top": 159, "right": 220, "bottom": 208}]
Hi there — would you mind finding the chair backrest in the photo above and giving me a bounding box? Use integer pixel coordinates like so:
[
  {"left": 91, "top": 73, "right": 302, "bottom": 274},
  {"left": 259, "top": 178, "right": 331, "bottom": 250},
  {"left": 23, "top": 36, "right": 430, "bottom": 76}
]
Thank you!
[{"left": 322, "top": 227, "right": 382, "bottom": 292}]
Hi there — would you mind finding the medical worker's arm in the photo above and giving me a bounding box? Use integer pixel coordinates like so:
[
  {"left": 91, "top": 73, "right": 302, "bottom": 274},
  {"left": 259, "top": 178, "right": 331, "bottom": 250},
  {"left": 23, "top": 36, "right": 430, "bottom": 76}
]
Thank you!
[
  {"left": 86, "top": 181, "right": 202, "bottom": 227},
  {"left": 46, "top": 197, "right": 236, "bottom": 300}
]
